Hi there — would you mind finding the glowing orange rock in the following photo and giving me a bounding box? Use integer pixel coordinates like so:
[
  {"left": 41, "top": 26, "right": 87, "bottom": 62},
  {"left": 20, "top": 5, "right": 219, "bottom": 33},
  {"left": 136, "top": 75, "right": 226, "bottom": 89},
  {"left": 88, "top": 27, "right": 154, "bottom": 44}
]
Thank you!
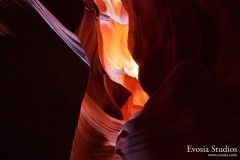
[{"left": 95, "top": 0, "right": 149, "bottom": 120}]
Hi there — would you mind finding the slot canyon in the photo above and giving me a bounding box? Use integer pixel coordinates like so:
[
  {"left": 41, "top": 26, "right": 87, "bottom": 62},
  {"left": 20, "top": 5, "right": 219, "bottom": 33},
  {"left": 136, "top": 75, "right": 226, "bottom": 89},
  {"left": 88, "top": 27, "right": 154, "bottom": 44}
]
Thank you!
[{"left": 1, "top": 0, "right": 240, "bottom": 160}]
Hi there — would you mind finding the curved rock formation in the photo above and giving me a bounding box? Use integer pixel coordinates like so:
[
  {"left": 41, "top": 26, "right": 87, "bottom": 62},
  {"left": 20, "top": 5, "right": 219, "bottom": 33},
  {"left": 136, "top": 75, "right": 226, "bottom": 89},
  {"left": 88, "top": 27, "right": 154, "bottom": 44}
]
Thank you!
[
  {"left": 72, "top": 0, "right": 240, "bottom": 160},
  {"left": 115, "top": 0, "right": 240, "bottom": 159}
]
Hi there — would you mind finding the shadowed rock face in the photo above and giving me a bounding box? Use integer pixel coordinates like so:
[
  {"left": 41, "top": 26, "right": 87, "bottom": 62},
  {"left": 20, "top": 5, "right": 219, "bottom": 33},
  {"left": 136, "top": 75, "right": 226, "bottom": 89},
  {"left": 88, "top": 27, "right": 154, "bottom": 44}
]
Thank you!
[
  {"left": 123, "top": 0, "right": 240, "bottom": 96},
  {"left": 114, "top": 0, "right": 240, "bottom": 159},
  {"left": 1, "top": 1, "right": 88, "bottom": 159}
]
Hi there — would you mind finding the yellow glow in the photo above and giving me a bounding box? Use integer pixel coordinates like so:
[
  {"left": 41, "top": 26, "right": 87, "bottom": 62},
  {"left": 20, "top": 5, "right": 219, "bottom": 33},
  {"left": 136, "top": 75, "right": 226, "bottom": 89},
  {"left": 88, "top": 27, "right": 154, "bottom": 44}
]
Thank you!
[
  {"left": 95, "top": 0, "right": 149, "bottom": 120},
  {"left": 96, "top": 0, "right": 138, "bottom": 82}
]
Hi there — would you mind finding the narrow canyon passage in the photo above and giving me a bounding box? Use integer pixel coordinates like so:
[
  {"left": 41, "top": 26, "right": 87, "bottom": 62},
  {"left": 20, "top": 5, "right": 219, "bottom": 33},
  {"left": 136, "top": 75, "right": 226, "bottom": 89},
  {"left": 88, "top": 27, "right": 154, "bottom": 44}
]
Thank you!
[
  {"left": 1, "top": 0, "right": 240, "bottom": 160},
  {"left": 71, "top": 0, "right": 150, "bottom": 159}
]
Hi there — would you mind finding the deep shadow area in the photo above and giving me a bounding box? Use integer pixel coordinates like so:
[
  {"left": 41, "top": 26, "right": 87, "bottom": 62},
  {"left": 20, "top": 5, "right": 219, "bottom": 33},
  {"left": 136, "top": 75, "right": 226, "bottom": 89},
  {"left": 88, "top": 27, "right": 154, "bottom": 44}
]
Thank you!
[
  {"left": 39, "top": 0, "right": 85, "bottom": 32},
  {"left": 0, "top": 1, "right": 88, "bottom": 159}
]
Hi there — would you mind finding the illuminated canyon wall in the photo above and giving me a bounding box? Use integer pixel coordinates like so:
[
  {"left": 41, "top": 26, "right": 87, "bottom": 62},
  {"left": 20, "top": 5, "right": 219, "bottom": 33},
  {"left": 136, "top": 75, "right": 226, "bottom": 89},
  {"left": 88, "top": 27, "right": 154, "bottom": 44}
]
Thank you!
[
  {"left": 71, "top": 0, "right": 240, "bottom": 159},
  {"left": 1, "top": 0, "right": 240, "bottom": 160}
]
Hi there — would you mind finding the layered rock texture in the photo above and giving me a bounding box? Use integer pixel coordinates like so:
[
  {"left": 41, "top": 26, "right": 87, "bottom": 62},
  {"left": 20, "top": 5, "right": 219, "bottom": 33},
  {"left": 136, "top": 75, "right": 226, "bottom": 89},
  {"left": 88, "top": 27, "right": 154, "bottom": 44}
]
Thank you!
[{"left": 72, "top": 0, "right": 240, "bottom": 159}]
